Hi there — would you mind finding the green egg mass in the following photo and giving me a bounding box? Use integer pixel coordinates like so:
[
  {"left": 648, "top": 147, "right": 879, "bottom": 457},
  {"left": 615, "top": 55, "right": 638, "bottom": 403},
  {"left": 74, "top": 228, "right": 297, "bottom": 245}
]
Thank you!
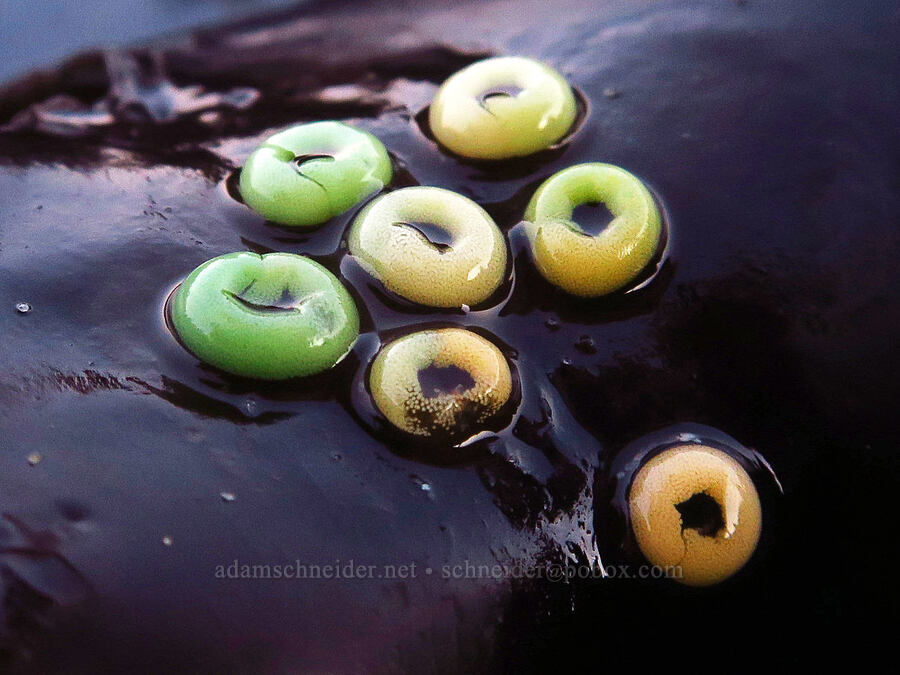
[
  {"left": 347, "top": 186, "right": 507, "bottom": 308},
  {"left": 429, "top": 56, "right": 577, "bottom": 160},
  {"left": 523, "top": 162, "right": 662, "bottom": 297},
  {"left": 171, "top": 252, "right": 359, "bottom": 379},
  {"left": 239, "top": 121, "right": 393, "bottom": 227}
]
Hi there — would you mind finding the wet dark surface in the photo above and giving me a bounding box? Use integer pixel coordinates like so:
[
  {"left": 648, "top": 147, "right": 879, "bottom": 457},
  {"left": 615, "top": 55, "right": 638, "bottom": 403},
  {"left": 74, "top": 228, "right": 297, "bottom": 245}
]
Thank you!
[
  {"left": 0, "top": 0, "right": 304, "bottom": 86},
  {"left": 1, "top": 0, "right": 898, "bottom": 672}
]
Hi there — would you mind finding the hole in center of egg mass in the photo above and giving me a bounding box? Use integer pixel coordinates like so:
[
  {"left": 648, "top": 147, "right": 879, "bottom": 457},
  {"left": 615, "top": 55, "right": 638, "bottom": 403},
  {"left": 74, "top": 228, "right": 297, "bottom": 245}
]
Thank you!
[
  {"left": 675, "top": 492, "right": 725, "bottom": 538},
  {"left": 478, "top": 85, "right": 524, "bottom": 111},
  {"left": 292, "top": 153, "right": 335, "bottom": 188},
  {"left": 224, "top": 284, "right": 311, "bottom": 314},
  {"left": 393, "top": 221, "right": 455, "bottom": 253},
  {"left": 417, "top": 364, "right": 476, "bottom": 399},
  {"left": 571, "top": 201, "right": 616, "bottom": 236}
]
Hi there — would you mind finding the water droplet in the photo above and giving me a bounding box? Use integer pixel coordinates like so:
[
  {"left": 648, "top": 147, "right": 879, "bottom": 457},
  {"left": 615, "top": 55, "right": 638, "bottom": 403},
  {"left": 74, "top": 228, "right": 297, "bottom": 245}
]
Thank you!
[
  {"left": 57, "top": 500, "right": 89, "bottom": 522},
  {"left": 331, "top": 452, "right": 343, "bottom": 461},
  {"left": 16, "top": 302, "right": 32, "bottom": 314},
  {"left": 162, "top": 536, "right": 173, "bottom": 546},
  {"left": 220, "top": 491, "right": 236, "bottom": 503},
  {"left": 545, "top": 317, "right": 560, "bottom": 331},
  {"left": 575, "top": 335, "right": 596, "bottom": 354},
  {"left": 603, "top": 87, "right": 622, "bottom": 99},
  {"left": 410, "top": 474, "right": 432, "bottom": 492},
  {"left": 27, "top": 452, "right": 42, "bottom": 466}
]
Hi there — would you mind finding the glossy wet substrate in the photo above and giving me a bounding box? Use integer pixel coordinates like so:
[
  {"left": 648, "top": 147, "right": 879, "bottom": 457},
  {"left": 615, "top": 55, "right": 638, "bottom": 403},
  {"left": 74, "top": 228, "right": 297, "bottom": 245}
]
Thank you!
[{"left": 1, "top": 0, "right": 898, "bottom": 672}]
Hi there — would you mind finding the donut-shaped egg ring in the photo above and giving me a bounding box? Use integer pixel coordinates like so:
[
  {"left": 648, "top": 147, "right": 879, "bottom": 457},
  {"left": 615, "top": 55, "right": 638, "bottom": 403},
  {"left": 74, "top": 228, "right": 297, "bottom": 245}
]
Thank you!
[
  {"left": 524, "top": 163, "right": 662, "bottom": 297},
  {"left": 369, "top": 328, "right": 512, "bottom": 440},
  {"left": 239, "top": 121, "right": 393, "bottom": 227},
  {"left": 347, "top": 186, "right": 507, "bottom": 308},
  {"left": 628, "top": 444, "right": 763, "bottom": 587},
  {"left": 428, "top": 56, "right": 578, "bottom": 160},
  {"left": 170, "top": 252, "right": 359, "bottom": 380}
]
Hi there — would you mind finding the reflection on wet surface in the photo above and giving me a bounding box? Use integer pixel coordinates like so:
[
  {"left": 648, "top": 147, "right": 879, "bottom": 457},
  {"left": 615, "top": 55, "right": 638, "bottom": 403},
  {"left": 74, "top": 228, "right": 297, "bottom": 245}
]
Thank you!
[{"left": 1, "top": 0, "right": 898, "bottom": 671}]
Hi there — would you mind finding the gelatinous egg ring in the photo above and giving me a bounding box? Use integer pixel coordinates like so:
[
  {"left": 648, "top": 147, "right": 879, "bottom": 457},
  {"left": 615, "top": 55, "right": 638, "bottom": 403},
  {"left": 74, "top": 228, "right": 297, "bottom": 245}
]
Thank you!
[
  {"left": 524, "top": 162, "right": 662, "bottom": 297},
  {"left": 429, "top": 56, "right": 578, "bottom": 160},
  {"left": 170, "top": 252, "right": 360, "bottom": 380},
  {"left": 628, "top": 443, "right": 762, "bottom": 587},
  {"left": 369, "top": 328, "right": 513, "bottom": 440},
  {"left": 347, "top": 186, "right": 508, "bottom": 308},
  {"left": 239, "top": 121, "right": 393, "bottom": 227}
]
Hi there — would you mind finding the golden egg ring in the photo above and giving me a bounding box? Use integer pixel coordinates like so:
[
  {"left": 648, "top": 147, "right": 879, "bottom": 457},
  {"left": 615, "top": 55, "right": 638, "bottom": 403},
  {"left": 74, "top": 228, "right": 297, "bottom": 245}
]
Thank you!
[
  {"left": 347, "top": 186, "right": 507, "bottom": 308},
  {"left": 524, "top": 163, "right": 662, "bottom": 297},
  {"left": 428, "top": 56, "right": 578, "bottom": 160},
  {"left": 369, "top": 328, "right": 512, "bottom": 439},
  {"left": 628, "top": 444, "right": 762, "bottom": 587}
]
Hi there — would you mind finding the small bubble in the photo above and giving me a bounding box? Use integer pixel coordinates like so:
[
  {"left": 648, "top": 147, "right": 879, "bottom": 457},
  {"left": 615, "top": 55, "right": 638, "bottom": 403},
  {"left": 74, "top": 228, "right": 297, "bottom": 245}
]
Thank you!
[
  {"left": 220, "top": 491, "right": 236, "bottom": 503},
  {"left": 27, "top": 452, "right": 42, "bottom": 466},
  {"left": 561, "top": 358, "right": 573, "bottom": 367},
  {"left": 331, "top": 452, "right": 343, "bottom": 461},
  {"left": 603, "top": 87, "right": 622, "bottom": 99},
  {"left": 15, "top": 302, "right": 32, "bottom": 314},
  {"left": 162, "top": 536, "right": 174, "bottom": 547},
  {"left": 545, "top": 317, "right": 560, "bottom": 331}
]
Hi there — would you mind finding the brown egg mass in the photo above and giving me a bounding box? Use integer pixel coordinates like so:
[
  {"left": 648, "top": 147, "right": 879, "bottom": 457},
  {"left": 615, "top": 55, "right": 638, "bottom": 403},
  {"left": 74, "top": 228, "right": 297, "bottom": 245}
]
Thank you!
[
  {"left": 369, "top": 328, "right": 512, "bottom": 441},
  {"left": 628, "top": 444, "right": 762, "bottom": 586}
]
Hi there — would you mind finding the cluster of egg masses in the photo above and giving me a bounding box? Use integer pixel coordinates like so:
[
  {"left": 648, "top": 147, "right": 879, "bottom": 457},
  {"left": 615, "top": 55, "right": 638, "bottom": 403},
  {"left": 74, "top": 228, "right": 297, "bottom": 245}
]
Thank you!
[{"left": 168, "top": 56, "right": 764, "bottom": 586}]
